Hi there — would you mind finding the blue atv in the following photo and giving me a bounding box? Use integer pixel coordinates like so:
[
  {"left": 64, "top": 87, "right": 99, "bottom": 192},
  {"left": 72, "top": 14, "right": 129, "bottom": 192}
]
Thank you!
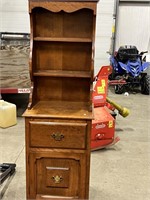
[{"left": 110, "top": 45, "right": 150, "bottom": 94}]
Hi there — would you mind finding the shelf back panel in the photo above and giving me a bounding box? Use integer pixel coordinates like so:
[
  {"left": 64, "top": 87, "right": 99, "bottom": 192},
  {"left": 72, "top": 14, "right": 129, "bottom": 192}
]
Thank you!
[
  {"left": 34, "top": 77, "right": 91, "bottom": 102},
  {"left": 33, "top": 42, "right": 92, "bottom": 71},
  {"left": 32, "top": 8, "right": 93, "bottom": 38}
]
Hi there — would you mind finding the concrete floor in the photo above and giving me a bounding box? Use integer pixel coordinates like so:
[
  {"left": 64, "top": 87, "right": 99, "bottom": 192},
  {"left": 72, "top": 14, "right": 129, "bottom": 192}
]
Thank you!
[{"left": 0, "top": 89, "right": 150, "bottom": 200}]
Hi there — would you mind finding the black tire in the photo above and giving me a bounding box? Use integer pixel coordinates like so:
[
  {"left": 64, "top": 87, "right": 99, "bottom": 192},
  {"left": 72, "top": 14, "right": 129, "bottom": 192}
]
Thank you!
[
  {"left": 115, "top": 85, "right": 125, "bottom": 94},
  {"left": 114, "top": 76, "right": 125, "bottom": 94},
  {"left": 141, "top": 75, "right": 150, "bottom": 95}
]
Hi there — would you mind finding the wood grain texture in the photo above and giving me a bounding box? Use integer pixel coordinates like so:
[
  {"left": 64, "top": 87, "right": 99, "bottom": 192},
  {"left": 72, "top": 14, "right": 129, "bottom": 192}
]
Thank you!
[
  {"left": 29, "top": 121, "right": 87, "bottom": 149},
  {"left": 23, "top": 100, "right": 93, "bottom": 119},
  {"left": 29, "top": 2, "right": 97, "bottom": 14}
]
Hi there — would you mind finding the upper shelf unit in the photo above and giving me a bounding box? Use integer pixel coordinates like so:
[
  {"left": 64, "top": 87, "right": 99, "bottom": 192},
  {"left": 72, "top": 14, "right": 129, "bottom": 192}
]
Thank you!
[{"left": 28, "top": 3, "right": 96, "bottom": 110}]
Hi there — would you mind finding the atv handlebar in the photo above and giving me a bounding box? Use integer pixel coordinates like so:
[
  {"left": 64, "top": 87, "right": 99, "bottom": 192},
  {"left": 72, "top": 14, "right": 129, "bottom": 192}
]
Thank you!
[
  {"left": 119, "top": 51, "right": 148, "bottom": 57},
  {"left": 140, "top": 51, "right": 148, "bottom": 55}
]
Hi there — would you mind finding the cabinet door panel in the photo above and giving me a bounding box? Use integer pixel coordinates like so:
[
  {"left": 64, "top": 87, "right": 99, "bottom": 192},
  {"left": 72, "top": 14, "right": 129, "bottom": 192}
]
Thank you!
[
  {"left": 37, "top": 158, "right": 79, "bottom": 194},
  {"left": 46, "top": 166, "right": 70, "bottom": 188},
  {"left": 28, "top": 151, "right": 87, "bottom": 199}
]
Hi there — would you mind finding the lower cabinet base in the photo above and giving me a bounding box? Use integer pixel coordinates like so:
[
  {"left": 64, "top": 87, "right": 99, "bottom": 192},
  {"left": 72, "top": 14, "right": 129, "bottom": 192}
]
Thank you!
[
  {"left": 26, "top": 150, "right": 90, "bottom": 200},
  {"left": 25, "top": 118, "right": 91, "bottom": 200}
]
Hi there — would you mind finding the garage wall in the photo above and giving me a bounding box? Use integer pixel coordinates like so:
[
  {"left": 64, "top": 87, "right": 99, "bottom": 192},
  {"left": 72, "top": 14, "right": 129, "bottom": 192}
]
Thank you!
[
  {"left": 94, "top": 0, "right": 115, "bottom": 74},
  {"left": 0, "top": 0, "right": 30, "bottom": 33},
  {"left": 115, "top": 1, "right": 150, "bottom": 52}
]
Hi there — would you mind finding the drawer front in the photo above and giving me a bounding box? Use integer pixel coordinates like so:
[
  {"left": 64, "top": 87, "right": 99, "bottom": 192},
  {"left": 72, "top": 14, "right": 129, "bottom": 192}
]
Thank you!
[
  {"left": 36, "top": 158, "right": 79, "bottom": 197},
  {"left": 29, "top": 121, "right": 87, "bottom": 149}
]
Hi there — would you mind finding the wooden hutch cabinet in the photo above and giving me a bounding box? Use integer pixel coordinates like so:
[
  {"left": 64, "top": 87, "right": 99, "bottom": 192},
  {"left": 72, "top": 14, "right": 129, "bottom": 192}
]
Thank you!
[{"left": 23, "top": 0, "right": 99, "bottom": 199}]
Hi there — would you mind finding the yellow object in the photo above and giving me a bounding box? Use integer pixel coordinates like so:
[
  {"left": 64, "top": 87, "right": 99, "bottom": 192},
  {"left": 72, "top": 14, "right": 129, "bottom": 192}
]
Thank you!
[
  {"left": 112, "top": 25, "right": 115, "bottom": 33},
  {"left": 97, "top": 86, "right": 105, "bottom": 94},
  {"left": 101, "top": 79, "right": 106, "bottom": 86},
  {"left": 106, "top": 97, "right": 130, "bottom": 118},
  {"left": 108, "top": 120, "right": 113, "bottom": 128},
  {"left": 0, "top": 100, "right": 17, "bottom": 128}
]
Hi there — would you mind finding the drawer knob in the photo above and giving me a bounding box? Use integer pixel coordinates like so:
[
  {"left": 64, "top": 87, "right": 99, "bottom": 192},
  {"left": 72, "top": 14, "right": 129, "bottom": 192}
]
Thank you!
[
  {"left": 51, "top": 133, "right": 64, "bottom": 141},
  {"left": 52, "top": 175, "right": 63, "bottom": 184}
]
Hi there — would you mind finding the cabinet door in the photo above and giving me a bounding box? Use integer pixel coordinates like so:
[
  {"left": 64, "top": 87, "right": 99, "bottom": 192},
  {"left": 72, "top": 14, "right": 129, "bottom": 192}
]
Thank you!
[{"left": 27, "top": 150, "right": 88, "bottom": 199}]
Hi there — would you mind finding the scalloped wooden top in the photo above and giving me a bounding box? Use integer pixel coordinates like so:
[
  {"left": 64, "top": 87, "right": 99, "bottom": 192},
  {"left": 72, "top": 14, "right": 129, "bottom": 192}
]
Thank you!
[
  {"left": 29, "top": 0, "right": 99, "bottom": 2},
  {"left": 29, "top": 0, "right": 99, "bottom": 14}
]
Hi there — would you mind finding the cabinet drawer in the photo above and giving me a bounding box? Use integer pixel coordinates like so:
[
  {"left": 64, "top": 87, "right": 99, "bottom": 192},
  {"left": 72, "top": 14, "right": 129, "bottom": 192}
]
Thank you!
[{"left": 29, "top": 121, "right": 87, "bottom": 149}]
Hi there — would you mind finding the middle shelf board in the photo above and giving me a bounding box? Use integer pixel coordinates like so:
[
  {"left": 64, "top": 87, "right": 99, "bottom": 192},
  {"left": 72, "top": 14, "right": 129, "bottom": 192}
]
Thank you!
[
  {"left": 33, "top": 70, "right": 92, "bottom": 78},
  {"left": 33, "top": 37, "right": 92, "bottom": 43}
]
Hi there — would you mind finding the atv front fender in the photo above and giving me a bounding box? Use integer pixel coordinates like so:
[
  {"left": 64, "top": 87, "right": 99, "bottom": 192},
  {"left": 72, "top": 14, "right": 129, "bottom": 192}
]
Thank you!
[
  {"left": 118, "top": 62, "right": 127, "bottom": 71},
  {"left": 142, "top": 62, "right": 150, "bottom": 72}
]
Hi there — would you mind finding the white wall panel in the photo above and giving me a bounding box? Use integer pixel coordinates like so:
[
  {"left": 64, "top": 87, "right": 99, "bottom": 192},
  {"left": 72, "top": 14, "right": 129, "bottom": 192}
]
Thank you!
[
  {"left": 96, "top": 15, "right": 114, "bottom": 37},
  {"left": 94, "top": 37, "right": 111, "bottom": 68},
  {"left": 94, "top": 0, "right": 114, "bottom": 74},
  {"left": 0, "top": 0, "right": 30, "bottom": 33},
  {"left": 115, "top": 3, "right": 150, "bottom": 52},
  {"left": 0, "top": 0, "right": 28, "bottom": 12},
  {"left": 1, "top": 12, "right": 30, "bottom": 33}
]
